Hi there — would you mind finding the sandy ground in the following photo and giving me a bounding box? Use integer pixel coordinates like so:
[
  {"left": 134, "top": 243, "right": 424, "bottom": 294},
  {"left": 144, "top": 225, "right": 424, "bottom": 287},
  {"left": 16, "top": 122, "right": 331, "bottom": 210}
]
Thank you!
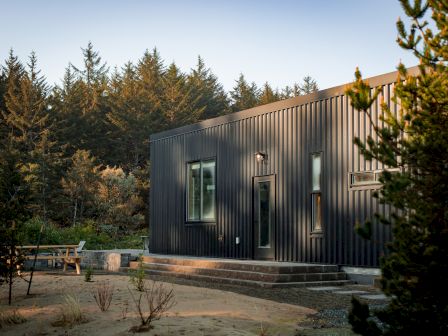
[{"left": 0, "top": 273, "right": 315, "bottom": 336}]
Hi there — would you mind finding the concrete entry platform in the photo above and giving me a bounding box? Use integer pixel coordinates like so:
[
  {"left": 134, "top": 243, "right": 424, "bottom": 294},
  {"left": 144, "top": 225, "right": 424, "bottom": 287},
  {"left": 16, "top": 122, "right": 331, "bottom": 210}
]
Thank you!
[{"left": 125, "top": 254, "right": 351, "bottom": 288}]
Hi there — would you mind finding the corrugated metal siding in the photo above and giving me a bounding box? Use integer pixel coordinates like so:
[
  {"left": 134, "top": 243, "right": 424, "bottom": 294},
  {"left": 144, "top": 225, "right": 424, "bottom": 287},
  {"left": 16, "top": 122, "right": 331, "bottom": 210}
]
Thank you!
[{"left": 149, "top": 69, "right": 417, "bottom": 267}]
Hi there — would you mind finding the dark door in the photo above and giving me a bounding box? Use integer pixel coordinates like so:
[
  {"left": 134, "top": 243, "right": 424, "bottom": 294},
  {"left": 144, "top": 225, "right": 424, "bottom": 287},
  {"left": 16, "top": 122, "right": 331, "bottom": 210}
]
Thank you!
[{"left": 253, "top": 175, "right": 275, "bottom": 260}]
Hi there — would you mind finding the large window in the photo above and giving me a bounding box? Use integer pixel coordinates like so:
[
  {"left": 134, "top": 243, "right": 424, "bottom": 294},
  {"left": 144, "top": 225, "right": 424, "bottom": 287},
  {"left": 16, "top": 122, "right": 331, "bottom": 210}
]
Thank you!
[
  {"left": 311, "top": 153, "right": 322, "bottom": 232},
  {"left": 187, "top": 159, "right": 216, "bottom": 222}
]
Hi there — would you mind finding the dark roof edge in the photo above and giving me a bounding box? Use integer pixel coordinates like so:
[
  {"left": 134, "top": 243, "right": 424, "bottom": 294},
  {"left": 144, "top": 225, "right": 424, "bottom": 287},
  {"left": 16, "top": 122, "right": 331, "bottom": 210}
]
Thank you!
[{"left": 150, "top": 65, "right": 419, "bottom": 142}]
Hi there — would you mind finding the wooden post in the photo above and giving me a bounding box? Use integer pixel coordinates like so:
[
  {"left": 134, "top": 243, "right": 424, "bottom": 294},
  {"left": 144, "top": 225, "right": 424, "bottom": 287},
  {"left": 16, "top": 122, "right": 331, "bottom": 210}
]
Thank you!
[{"left": 27, "top": 224, "right": 44, "bottom": 296}]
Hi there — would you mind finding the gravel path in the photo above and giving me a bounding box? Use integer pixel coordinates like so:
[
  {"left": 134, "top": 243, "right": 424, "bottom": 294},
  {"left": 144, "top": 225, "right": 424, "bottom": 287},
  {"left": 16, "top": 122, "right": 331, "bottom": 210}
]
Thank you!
[{"left": 143, "top": 273, "right": 389, "bottom": 333}]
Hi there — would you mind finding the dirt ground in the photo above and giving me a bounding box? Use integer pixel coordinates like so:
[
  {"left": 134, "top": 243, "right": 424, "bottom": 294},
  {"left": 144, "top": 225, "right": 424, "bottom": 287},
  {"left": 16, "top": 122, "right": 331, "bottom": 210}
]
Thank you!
[{"left": 0, "top": 273, "right": 317, "bottom": 336}]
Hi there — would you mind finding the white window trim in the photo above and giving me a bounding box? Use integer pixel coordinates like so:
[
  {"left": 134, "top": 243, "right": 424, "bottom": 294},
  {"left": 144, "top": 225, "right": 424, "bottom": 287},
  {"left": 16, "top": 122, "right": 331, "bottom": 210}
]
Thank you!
[{"left": 348, "top": 168, "right": 401, "bottom": 189}]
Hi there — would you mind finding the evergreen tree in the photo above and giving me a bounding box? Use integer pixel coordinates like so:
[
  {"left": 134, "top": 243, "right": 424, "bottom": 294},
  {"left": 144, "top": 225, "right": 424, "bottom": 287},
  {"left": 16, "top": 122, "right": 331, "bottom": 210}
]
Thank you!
[
  {"left": 136, "top": 48, "right": 165, "bottom": 131},
  {"left": 258, "top": 82, "right": 280, "bottom": 105},
  {"left": 162, "top": 63, "right": 204, "bottom": 129},
  {"left": 187, "top": 56, "right": 230, "bottom": 119},
  {"left": 0, "top": 142, "right": 29, "bottom": 299},
  {"left": 299, "top": 75, "right": 318, "bottom": 94},
  {"left": 0, "top": 52, "right": 60, "bottom": 220},
  {"left": 107, "top": 62, "right": 155, "bottom": 170},
  {"left": 230, "top": 74, "right": 259, "bottom": 112},
  {"left": 280, "top": 85, "right": 294, "bottom": 99},
  {"left": 70, "top": 42, "right": 111, "bottom": 162},
  {"left": 0, "top": 68, "right": 7, "bottom": 141},
  {"left": 346, "top": 1, "right": 448, "bottom": 334},
  {"left": 61, "top": 149, "right": 101, "bottom": 226},
  {"left": 50, "top": 65, "right": 83, "bottom": 157}
]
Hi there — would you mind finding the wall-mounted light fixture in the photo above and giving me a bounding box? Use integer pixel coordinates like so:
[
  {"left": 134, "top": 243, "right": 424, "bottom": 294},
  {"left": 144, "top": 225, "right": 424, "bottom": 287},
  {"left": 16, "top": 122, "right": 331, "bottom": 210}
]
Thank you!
[{"left": 255, "top": 151, "right": 266, "bottom": 163}]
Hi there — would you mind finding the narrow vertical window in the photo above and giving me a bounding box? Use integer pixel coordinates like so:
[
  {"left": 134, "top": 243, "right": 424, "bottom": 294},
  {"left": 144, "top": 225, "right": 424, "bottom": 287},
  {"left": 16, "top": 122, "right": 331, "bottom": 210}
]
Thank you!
[
  {"left": 311, "top": 153, "right": 322, "bottom": 232},
  {"left": 201, "top": 160, "right": 216, "bottom": 220},
  {"left": 187, "top": 159, "right": 216, "bottom": 222},
  {"left": 188, "top": 162, "right": 201, "bottom": 221}
]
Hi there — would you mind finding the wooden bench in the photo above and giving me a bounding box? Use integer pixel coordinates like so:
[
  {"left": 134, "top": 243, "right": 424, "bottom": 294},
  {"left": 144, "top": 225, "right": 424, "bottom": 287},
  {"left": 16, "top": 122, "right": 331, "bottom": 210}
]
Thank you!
[{"left": 19, "top": 244, "right": 83, "bottom": 275}]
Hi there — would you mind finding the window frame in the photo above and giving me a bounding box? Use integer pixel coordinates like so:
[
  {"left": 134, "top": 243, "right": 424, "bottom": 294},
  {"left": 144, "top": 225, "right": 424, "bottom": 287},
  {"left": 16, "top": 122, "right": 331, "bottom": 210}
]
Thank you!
[
  {"left": 185, "top": 157, "right": 217, "bottom": 225},
  {"left": 348, "top": 168, "right": 400, "bottom": 190},
  {"left": 311, "top": 152, "right": 323, "bottom": 234}
]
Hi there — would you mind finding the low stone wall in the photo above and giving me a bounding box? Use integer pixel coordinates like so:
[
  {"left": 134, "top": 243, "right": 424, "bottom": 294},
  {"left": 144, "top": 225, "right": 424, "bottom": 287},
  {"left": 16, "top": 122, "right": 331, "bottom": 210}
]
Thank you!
[
  {"left": 341, "top": 266, "right": 381, "bottom": 285},
  {"left": 80, "top": 251, "right": 133, "bottom": 272}
]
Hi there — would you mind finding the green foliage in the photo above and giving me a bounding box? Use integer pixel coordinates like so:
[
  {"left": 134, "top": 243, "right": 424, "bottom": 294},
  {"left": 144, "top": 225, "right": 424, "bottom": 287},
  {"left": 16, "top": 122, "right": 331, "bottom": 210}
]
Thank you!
[
  {"left": 187, "top": 56, "right": 230, "bottom": 119},
  {"left": 0, "top": 143, "right": 29, "bottom": 289},
  {"left": 96, "top": 166, "right": 145, "bottom": 230},
  {"left": 0, "top": 42, "right": 319, "bottom": 251},
  {"left": 61, "top": 149, "right": 101, "bottom": 226},
  {"left": 17, "top": 217, "right": 62, "bottom": 245},
  {"left": 258, "top": 82, "right": 280, "bottom": 105},
  {"left": 230, "top": 74, "right": 260, "bottom": 112},
  {"left": 84, "top": 266, "right": 93, "bottom": 282},
  {"left": 129, "top": 254, "right": 146, "bottom": 292},
  {"left": 348, "top": 298, "right": 382, "bottom": 336},
  {"left": 345, "top": 1, "right": 448, "bottom": 334},
  {"left": 17, "top": 217, "right": 145, "bottom": 250}
]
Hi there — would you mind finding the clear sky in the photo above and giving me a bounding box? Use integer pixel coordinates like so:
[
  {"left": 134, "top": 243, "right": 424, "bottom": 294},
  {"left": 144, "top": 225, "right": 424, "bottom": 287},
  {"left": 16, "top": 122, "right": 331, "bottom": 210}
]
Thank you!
[{"left": 0, "top": 0, "right": 417, "bottom": 92}]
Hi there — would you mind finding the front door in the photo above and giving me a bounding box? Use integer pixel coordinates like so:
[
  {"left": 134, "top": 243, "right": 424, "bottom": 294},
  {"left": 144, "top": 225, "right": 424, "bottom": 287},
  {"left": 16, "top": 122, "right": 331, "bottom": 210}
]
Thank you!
[{"left": 253, "top": 175, "right": 275, "bottom": 260}]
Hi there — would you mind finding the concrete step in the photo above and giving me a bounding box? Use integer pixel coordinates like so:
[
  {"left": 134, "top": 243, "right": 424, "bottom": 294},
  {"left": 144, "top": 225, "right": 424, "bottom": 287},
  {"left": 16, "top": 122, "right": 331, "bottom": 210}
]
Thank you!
[
  {"left": 122, "top": 267, "right": 351, "bottom": 288},
  {"left": 130, "top": 261, "right": 347, "bottom": 283},
  {"left": 140, "top": 256, "right": 339, "bottom": 274}
]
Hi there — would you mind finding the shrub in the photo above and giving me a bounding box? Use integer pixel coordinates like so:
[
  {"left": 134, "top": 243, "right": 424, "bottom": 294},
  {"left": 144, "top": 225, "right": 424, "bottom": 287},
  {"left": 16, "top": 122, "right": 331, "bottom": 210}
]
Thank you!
[
  {"left": 18, "top": 217, "right": 62, "bottom": 245},
  {"left": 92, "top": 281, "right": 114, "bottom": 312},
  {"left": 16, "top": 216, "right": 146, "bottom": 250},
  {"left": 128, "top": 280, "right": 175, "bottom": 332},
  {"left": 84, "top": 266, "right": 93, "bottom": 282},
  {"left": 129, "top": 254, "right": 146, "bottom": 292}
]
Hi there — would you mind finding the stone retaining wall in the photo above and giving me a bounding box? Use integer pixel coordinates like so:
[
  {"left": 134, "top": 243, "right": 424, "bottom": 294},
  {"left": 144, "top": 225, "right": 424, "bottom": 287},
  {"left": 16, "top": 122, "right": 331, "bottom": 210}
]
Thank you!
[{"left": 80, "top": 251, "right": 132, "bottom": 272}]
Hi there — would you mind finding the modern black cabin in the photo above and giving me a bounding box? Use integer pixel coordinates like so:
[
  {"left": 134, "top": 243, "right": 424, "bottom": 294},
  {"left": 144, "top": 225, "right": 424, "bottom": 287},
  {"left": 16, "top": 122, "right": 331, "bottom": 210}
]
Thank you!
[{"left": 149, "top": 68, "right": 416, "bottom": 267}]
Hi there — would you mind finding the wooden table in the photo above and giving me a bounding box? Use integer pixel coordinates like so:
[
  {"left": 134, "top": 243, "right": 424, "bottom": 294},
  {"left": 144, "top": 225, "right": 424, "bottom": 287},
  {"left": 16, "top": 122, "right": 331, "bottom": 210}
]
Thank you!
[{"left": 18, "top": 244, "right": 82, "bottom": 275}]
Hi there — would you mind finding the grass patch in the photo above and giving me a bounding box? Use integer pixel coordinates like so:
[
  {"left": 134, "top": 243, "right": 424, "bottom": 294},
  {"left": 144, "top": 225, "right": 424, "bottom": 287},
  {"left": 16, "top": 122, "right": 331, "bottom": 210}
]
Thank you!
[
  {"left": 0, "top": 309, "right": 26, "bottom": 328},
  {"left": 52, "top": 293, "right": 86, "bottom": 327}
]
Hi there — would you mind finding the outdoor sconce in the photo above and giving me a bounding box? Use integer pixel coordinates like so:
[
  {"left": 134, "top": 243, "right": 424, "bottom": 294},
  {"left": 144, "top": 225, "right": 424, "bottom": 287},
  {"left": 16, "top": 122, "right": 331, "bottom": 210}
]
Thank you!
[{"left": 255, "top": 151, "right": 266, "bottom": 163}]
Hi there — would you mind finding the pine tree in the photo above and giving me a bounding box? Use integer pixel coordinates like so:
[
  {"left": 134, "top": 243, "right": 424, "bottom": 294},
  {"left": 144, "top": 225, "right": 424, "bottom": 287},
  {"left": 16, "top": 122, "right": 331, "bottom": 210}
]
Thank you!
[
  {"left": 50, "top": 65, "right": 86, "bottom": 161},
  {"left": 0, "top": 142, "right": 29, "bottom": 300},
  {"left": 162, "top": 63, "right": 204, "bottom": 129},
  {"left": 0, "top": 52, "right": 60, "bottom": 220},
  {"left": 280, "top": 85, "right": 294, "bottom": 99},
  {"left": 136, "top": 48, "right": 165, "bottom": 131},
  {"left": 258, "top": 82, "right": 280, "bottom": 105},
  {"left": 299, "top": 75, "right": 318, "bottom": 94},
  {"left": 70, "top": 42, "right": 111, "bottom": 162},
  {"left": 187, "top": 56, "right": 230, "bottom": 119},
  {"left": 346, "top": 1, "right": 448, "bottom": 334},
  {"left": 230, "top": 74, "right": 259, "bottom": 112},
  {"left": 107, "top": 62, "right": 152, "bottom": 169},
  {"left": 61, "top": 150, "right": 101, "bottom": 226},
  {"left": 0, "top": 68, "right": 7, "bottom": 141}
]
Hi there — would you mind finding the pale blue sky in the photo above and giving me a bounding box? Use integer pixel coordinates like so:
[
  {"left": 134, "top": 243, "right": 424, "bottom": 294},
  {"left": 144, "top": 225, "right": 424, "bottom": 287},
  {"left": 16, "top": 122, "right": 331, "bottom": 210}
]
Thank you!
[{"left": 0, "top": 0, "right": 417, "bottom": 91}]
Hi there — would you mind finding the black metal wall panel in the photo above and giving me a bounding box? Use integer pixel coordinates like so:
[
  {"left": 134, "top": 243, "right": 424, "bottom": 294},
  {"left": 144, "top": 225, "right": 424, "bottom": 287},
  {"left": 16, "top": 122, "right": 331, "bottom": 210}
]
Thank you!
[{"left": 149, "top": 68, "right": 418, "bottom": 267}]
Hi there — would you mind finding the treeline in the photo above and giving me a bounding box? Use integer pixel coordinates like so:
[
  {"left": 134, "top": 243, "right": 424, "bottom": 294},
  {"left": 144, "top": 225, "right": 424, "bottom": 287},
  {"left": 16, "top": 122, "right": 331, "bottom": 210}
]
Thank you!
[{"left": 0, "top": 42, "right": 318, "bottom": 236}]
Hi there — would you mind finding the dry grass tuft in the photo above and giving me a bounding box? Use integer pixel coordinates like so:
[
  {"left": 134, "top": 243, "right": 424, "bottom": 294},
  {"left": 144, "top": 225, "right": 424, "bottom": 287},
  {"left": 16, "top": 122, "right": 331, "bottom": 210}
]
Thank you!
[
  {"left": 52, "top": 293, "right": 86, "bottom": 327},
  {"left": 92, "top": 280, "right": 114, "bottom": 312},
  {"left": 0, "top": 309, "right": 26, "bottom": 329}
]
